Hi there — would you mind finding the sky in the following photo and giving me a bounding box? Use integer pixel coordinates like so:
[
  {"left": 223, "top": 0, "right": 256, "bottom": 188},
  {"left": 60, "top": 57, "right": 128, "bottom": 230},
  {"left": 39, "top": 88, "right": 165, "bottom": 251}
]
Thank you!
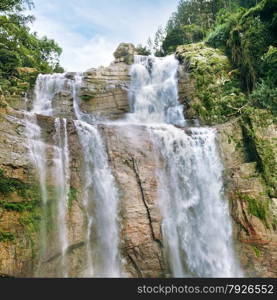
[{"left": 29, "top": 0, "right": 179, "bottom": 71}]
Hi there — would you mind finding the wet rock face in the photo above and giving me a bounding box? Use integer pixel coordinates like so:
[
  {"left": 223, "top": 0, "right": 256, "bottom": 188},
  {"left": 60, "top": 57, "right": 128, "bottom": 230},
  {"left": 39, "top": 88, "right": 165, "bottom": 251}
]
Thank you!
[
  {"left": 0, "top": 110, "right": 166, "bottom": 277},
  {"left": 79, "top": 62, "right": 131, "bottom": 120},
  {"left": 77, "top": 43, "right": 136, "bottom": 121},
  {"left": 0, "top": 46, "right": 165, "bottom": 277},
  {"left": 100, "top": 125, "right": 166, "bottom": 277},
  {"left": 5, "top": 53, "right": 133, "bottom": 121},
  {"left": 0, "top": 111, "right": 38, "bottom": 277},
  {"left": 0, "top": 111, "right": 85, "bottom": 277},
  {"left": 217, "top": 119, "right": 277, "bottom": 278}
]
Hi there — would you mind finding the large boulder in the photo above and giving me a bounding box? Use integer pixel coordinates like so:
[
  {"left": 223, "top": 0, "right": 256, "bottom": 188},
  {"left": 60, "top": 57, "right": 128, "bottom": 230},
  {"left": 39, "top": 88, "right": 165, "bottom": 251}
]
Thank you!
[{"left": 113, "top": 43, "right": 137, "bottom": 64}]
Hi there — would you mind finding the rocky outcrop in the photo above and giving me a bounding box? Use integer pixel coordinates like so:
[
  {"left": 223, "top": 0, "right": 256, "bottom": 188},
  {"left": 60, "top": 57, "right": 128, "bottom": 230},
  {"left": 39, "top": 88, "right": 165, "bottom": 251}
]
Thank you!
[
  {"left": 100, "top": 125, "right": 166, "bottom": 277},
  {"left": 78, "top": 44, "right": 136, "bottom": 119},
  {"left": 113, "top": 43, "right": 137, "bottom": 64},
  {"left": 0, "top": 42, "right": 276, "bottom": 278},
  {"left": 176, "top": 43, "right": 246, "bottom": 125},
  {"left": 0, "top": 110, "right": 39, "bottom": 277},
  {"left": 0, "top": 45, "right": 163, "bottom": 277},
  {"left": 79, "top": 62, "right": 131, "bottom": 120},
  {"left": 218, "top": 117, "right": 277, "bottom": 277},
  {"left": 3, "top": 44, "right": 135, "bottom": 121}
]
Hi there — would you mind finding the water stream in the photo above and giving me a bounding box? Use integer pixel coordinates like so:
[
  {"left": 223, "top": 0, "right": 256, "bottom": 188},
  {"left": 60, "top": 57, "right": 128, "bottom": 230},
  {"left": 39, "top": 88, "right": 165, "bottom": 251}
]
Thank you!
[
  {"left": 129, "top": 54, "right": 242, "bottom": 277},
  {"left": 26, "top": 71, "right": 121, "bottom": 277}
]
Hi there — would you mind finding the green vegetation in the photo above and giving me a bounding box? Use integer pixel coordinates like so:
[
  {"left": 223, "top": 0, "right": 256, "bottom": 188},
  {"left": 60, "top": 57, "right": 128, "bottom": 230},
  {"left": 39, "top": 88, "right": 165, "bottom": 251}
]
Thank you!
[
  {"left": 147, "top": 1, "right": 277, "bottom": 221},
  {"left": 0, "top": 169, "right": 41, "bottom": 243},
  {"left": 0, "top": 200, "right": 36, "bottom": 211},
  {"left": 247, "top": 195, "right": 268, "bottom": 222},
  {"left": 0, "top": 230, "right": 15, "bottom": 242},
  {"left": 0, "top": 169, "right": 40, "bottom": 201},
  {"left": 19, "top": 208, "right": 41, "bottom": 243},
  {"left": 0, "top": 0, "right": 63, "bottom": 97},
  {"left": 238, "top": 192, "right": 270, "bottom": 226},
  {"left": 252, "top": 246, "right": 261, "bottom": 257},
  {"left": 68, "top": 186, "right": 77, "bottom": 210},
  {"left": 207, "top": 0, "right": 276, "bottom": 94},
  {"left": 145, "top": 0, "right": 276, "bottom": 118},
  {"left": 176, "top": 42, "right": 247, "bottom": 124},
  {"left": 241, "top": 109, "right": 277, "bottom": 196},
  {"left": 0, "top": 169, "right": 29, "bottom": 197},
  {"left": 146, "top": 1, "right": 264, "bottom": 56},
  {"left": 80, "top": 94, "right": 94, "bottom": 102},
  {"left": 136, "top": 44, "right": 151, "bottom": 56}
]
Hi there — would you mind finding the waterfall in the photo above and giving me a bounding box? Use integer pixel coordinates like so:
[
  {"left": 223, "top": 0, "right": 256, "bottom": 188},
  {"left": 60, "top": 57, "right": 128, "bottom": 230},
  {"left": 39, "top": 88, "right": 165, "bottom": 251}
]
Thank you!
[
  {"left": 74, "top": 121, "right": 120, "bottom": 277},
  {"left": 129, "top": 54, "right": 242, "bottom": 277},
  {"left": 23, "top": 52, "right": 242, "bottom": 278},
  {"left": 25, "top": 73, "right": 73, "bottom": 276},
  {"left": 25, "top": 114, "right": 49, "bottom": 261},
  {"left": 25, "top": 72, "right": 121, "bottom": 277},
  {"left": 72, "top": 76, "right": 121, "bottom": 277},
  {"left": 128, "top": 55, "right": 185, "bottom": 127},
  {"left": 53, "top": 118, "right": 70, "bottom": 277},
  {"left": 32, "top": 73, "right": 68, "bottom": 116}
]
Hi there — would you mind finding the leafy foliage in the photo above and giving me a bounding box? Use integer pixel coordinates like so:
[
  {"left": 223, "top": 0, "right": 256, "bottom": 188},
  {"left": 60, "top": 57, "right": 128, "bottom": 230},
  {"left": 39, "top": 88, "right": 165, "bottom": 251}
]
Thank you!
[
  {"left": 208, "top": 1, "right": 276, "bottom": 90},
  {"left": 0, "top": 0, "right": 33, "bottom": 13},
  {"left": 0, "top": 169, "right": 40, "bottom": 202},
  {"left": 149, "top": 0, "right": 276, "bottom": 117},
  {"left": 0, "top": 230, "right": 15, "bottom": 242},
  {"left": 162, "top": 24, "right": 205, "bottom": 55},
  {"left": 135, "top": 44, "right": 151, "bottom": 56},
  {"left": 0, "top": 1, "right": 63, "bottom": 96},
  {"left": 176, "top": 43, "right": 247, "bottom": 124},
  {"left": 251, "top": 81, "right": 277, "bottom": 114}
]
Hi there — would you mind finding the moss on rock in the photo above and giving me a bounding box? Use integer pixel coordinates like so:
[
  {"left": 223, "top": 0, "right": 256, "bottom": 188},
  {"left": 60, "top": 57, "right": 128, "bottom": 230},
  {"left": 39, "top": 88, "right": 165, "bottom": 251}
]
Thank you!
[
  {"left": 0, "top": 230, "right": 15, "bottom": 242},
  {"left": 68, "top": 186, "right": 77, "bottom": 210},
  {"left": 241, "top": 109, "right": 277, "bottom": 197},
  {"left": 0, "top": 169, "right": 41, "bottom": 248},
  {"left": 176, "top": 42, "right": 247, "bottom": 125}
]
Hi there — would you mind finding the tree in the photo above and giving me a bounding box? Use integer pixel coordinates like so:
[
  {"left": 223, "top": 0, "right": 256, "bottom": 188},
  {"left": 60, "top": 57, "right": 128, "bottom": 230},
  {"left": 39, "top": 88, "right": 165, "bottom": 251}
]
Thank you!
[
  {"left": 0, "top": 0, "right": 33, "bottom": 12},
  {"left": 153, "top": 26, "right": 166, "bottom": 56},
  {"left": 159, "top": 0, "right": 259, "bottom": 55},
  {"left": 0, "top": 0, "right": 63, "bottom": 95}
]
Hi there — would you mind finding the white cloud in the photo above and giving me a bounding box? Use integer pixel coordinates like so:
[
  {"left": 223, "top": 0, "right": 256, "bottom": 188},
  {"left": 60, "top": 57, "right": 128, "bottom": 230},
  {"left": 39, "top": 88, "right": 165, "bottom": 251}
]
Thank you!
[
  {"left": 63, "top": 36, "right": 117, "bottom": 71},
  {"left": 30, "top": 13, "right": 117, "bottom": 71},
  {"left": 30, "top": 0, "right": 178, "bottom": 71}
]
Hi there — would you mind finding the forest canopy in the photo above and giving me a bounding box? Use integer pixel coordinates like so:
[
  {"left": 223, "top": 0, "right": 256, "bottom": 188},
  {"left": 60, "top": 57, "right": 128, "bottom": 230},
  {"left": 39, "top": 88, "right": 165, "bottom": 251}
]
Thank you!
[{"left": 147, "top": 0, "right": 276, "bottom": 115}]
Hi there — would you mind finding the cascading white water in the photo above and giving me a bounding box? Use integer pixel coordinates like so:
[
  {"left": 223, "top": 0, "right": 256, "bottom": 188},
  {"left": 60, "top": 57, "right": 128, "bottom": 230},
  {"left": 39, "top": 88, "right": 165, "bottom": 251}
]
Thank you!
[
  {"left": 26, "top": 72, "right": 121, "bottom": 277},
  {"left": 129, "top": 54, "right": 242, "bottom": 277},
  {"left": 70, "top": 73, "right": 121, "bottom": 277},
  {"left": 128, "top": 55, "right": 185, "bottom": 127},
  {"left": 149, "top": 126, "right": 242, "bottom": 277},
  {"left": 53, "top": 118, "right": 70, "bottom": 277},
  {"left": 24, "top": 52, "right": 242, "bottom": 278},
  {"left": 25, "top": 114, "right": 49, "bottom": 261},
  {"left": 74, "top": 121, "right": 121, "bottom": 277},
  {"left": 25, "top": 73, "right": 73, "bottom": 276},
  {"left": 32, "top": 73, "right": 68, "bottom": 115}
]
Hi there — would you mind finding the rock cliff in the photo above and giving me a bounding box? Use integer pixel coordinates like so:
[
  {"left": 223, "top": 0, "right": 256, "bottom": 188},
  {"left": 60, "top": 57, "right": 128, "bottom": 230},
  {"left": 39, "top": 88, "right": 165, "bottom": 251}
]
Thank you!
[{"left": 0, "top": 42, "right": 276, "bottom": 277}]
